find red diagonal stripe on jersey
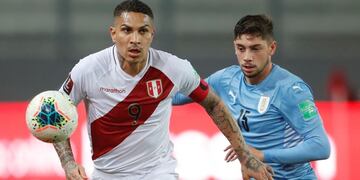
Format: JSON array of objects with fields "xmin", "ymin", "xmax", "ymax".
[{"xmin": 91, "ymin": 67, "xmax": 174, "ymax": 160}]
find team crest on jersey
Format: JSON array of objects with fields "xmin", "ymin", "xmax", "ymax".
[
  {"xmin": 146, "ymin": 79, "xmax": 163, "ymax": 98},
  {"xmin": 257, "ymin": 96, "xmax": 270, "ymax": 114}
]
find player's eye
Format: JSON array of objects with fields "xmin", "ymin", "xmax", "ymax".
[
  {"xmin": 139, "ymin": 28, "xmax": 149, "ymax": 34},
  {"xmin": 251, "ymin": 45, "xmax": 263, "ymax": 51},
  {"xmin": 121, "ymin": 27, "xmax": 131, "ymax": 33},
  {"xmin": 238, "ymin": 47, "xmax": 245, "ymax": 52}
]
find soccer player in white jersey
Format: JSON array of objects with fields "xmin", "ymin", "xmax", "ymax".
[
  {"xmin": 173, "ymin": 15, "xmax": 331, "ymax": 179},
  {"xmin": 52, "ymin": 1, "xmax": 274, "ymax": 180}
]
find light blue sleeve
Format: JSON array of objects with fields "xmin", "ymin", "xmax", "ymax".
[
  {"xmin": 172, "ymin": 91, "xmax": 193, "ymax": 105},
  {"xmin": 263, "ymin": 82, "xmax": 330, "ymax": 164},
  {"xmin": 172, "ymin": 68, "xmax": 225, "ymax": 105}
]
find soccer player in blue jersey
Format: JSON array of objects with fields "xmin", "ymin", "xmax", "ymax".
[{"xmin": 173, "ymin": 14, "xmax": 330, "ymax": 179}]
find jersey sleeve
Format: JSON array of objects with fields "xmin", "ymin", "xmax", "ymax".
[
  {"xmin": 172, "ymin": 67, "xmax": 226, "ymax": 105},
  {"xmin": 205, "ymin": 68, "xmax": 227, "ymax": 96},
  {"xmin": 59, "ymin": 61, "xmax": 86, "ymax": 105},
  {"xmin": 263, "ymin": 82, "xmax": 330, "ymax": 164},
  {"xmin": 174, "ymin": 59, "xmax": 209, "ymax": 103}
]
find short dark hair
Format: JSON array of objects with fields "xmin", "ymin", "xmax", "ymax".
[
  {"xmin": 234, "ymin": 14, "xmax": 273, "ymax": 41},
  {"xmin": 113, "ymin": 0, "xmax": 154, "ymax": 19}
]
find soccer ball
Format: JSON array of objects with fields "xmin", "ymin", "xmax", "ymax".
[{"xmin": 25, "ymin": 90, "xmax": 78, "ymax": 143}]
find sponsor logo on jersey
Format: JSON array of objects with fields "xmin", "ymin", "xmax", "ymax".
[
  {"xmin": 229, "ymin": 90, "xmax": 236, "ymax": 104},
  {"xmin": 298, "ymin": 100, "xmax": 318, "ymax": 121},
  {"xmin": 99, "ymin": 87, "xmax": 126, "ymax": 94},
  {"xmin": 257, "ymin": 96, "xmax": 270, "ymax": 114},
  {"xmin": 292, "ymin": 85, "xmax": 303, "ymax": 91},
  {"xmin": 146, "ymin": 79, "xmax": 163, "ymax": 98},
  {"xmin": 63, "ymin": 75, "xmax": 73, "ymax": 95}
]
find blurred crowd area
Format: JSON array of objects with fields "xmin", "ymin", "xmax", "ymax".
[{"xmin": 0, "ymin": 0, "xmax": 359, "ymax": 101}]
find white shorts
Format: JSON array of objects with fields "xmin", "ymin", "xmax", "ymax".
[{"xmin": 92, "ymin": 156, "xmax": 178, "ymax": 180}]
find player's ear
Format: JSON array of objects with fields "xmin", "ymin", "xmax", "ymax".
[
  {"xmin": 148, "ymin": 26, "xmax": 155, "ymax": 43},
  {"xmin": 233, "ymin": 40, "xmax": 237, "ymax": 54},
  {"xmin": 110, "ymin": 26, "xmax": 116, "ymax": 43},
  {"xmin": 151, "ymin": 26, "xmax": 156, "ymax": 38},
  {"xmin": 269, "ymin": 40, "xmax": 277, "ymax": 56}
]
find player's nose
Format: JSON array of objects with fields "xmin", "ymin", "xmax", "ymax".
[{"xmin": 130, "ymin": 32, "xmax": 140, "ymax": 44}]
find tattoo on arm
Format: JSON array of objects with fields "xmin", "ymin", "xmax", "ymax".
[
  {"xmin": 245, "ymin": 156, "xmax": 262, "ymax": 171},
  {"xmin": 200, "ymin": 91, "xmax": 238, "ymax": 132},
  {"xmin": 200, "ymin": 90, "xmax": 262, "ymax": 172},
  {"xmin": 237, "ymin": 147, "xmax": 262, "ymax": 171},
  {"xmin": 53, "ymin": 139, "xmax": 75, "ymax": 168}
]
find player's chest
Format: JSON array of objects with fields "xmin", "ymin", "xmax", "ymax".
[
  {"xmin": 227, "ymin": 88, "xmax": 283, "ymax": 132},
  {"xmin": 231, "ymin": 101, "xmax": 283, "ymax": 133},
  {"xmin": 86, "ymin": 69, "xmax": 175, "ymax": 106}
]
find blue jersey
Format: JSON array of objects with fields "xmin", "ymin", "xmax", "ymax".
[{"xmin": 173, "ymin": 64, "xmax": 330, "ymax": 179}]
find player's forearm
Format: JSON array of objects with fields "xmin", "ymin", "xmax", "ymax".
[
  {"xmin": 263, "ymin": 127, "xmax": 330, "ymax": 164},
  {"xmin": 200, "ymin": 91, "xmax": 260, "ymax": 167},
  {"xmin": 264, "ymin": 140, "xmax": 329, "ymax": 164},
  {"xmin": 53, "ymin": 139, "xmax": 76, "ymax": 169}
]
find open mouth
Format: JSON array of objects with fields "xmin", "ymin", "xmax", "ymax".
[
  {"xmin": 242, "ymin": 64, "xmax": 256, "ymax": 73},
  {"xmin": 128, "ymin": 49, "xmax": 141, "ymax": 58}
]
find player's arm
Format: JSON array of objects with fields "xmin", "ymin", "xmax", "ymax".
[
  {"xmin": 173, "ymin": 70, "xmax": 222, "ymax": 106},
  {"xmin": 263, "ymin": 82, "xmax": 330, "ymax": 164},
  {"xmin": 53, "ymin": 139, "xmax": 87, "ymax": 179},
  {"xmin": 225, "ymin": 144, "xmax": 264, "ymax": 162},
  {"xmin": 55, "ymin": 63, "xmax": 88, "ymax": 179},
  {"xmin": 199, "ymin": 89, "xmax": 273, "ymax": 179},
  {"xmin": 263, "ymin": 124, "xmax": 330, "ymax": 164}
]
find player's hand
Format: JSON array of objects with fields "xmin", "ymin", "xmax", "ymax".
[
  {"xmin": 224, "ymin": 145, "xmax": 273, "ymax": 179},
  {"xmin": 63, "ymin": 161, "xmax": 88, "ymax": 180},
  {"xmin": 241, "ymin": 154, "xmax": 274, "ymax": 180},
  {"xmin": 241, "ymin": 165, "xmax": 251, "ymax": 180},
  {"xmin": 224, "ymin": 145, "xmax": 264, "ymax": 162},
  {"xmin": 224, "ymin": 144, "xmax": 238, "ymax": 162},
  {"xmin": 241, "ymin": 164, "xmax": 273, "ymax": 180}
]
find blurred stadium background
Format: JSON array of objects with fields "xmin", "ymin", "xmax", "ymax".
[{"xmin": 0, "ymin": 0, "xmax": 359, "ymax": 179}]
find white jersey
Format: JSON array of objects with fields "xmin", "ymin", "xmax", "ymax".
[{"xmin": 60, "ymin": 45, "xmax": 208, "ymax": 178}]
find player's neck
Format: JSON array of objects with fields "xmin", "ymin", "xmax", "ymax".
[
  {"xmin": 117, "ymin": 50, "xmax": 149, "ymax": 77},
  {"xmin": 120, "ymin": 60, "xmax": 147, "ymax": 77}
]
